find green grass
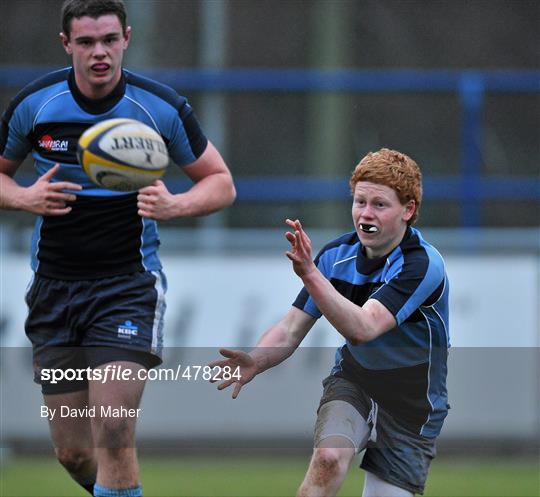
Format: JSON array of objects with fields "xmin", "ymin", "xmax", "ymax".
[{"xmin": 0, "ymin": 455, "xmax": 538, "ymax": 496}]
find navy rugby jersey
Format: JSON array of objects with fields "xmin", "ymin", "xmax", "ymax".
[
  {"xmin": 293, "ymin": 227, "xmax": 449, "ymax": 438},
  {"xmin": 0, "ymin": 68, "xmax": 208, "ymax": 279}
]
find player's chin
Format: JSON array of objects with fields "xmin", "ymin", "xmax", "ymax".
[
  {"xmin": 356, "ymin": 228, "xmax": 378, "ymax": 242},
  {"xmin": 88, "ymin": 68, "xmax": 114, "ymax": 84}
]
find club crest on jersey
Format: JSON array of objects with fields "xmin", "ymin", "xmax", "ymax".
[
  {"xmin": 117, "ymin": 320, "xmax": 138, "ymax": 338},
  {"xmin": 38, "ymin": 134, "xmax": 69, "ymax": 152}
]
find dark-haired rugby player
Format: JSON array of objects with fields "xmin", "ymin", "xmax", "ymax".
[{"xmin": 0, "ymin": 1, "xmax": 235, "ymax": 495}]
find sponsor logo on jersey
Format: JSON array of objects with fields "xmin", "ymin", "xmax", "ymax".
[
  {"xmin": 117, "ymin": 320, "xmax": 138, "ymax": 338},
  {"xmin": 38, "ymin": 134, "xmax": 69, "ymax": 152}
]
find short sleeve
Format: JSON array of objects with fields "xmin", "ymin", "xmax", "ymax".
[
  {"xmin": 0, "ymin": 98, "xmax": 33, "ymax": 160},
  {"xmin": 167, "ymin": 101, "xmax": 208, "ymax": 166},
  {"xmin": 370, "ymin": 246, "xmax": 446, "ymax": 325}
]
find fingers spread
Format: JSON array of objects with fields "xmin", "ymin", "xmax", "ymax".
[
  {"xmin": 207, "ymin": 359, "xmax": 229, "ymax": 370},
  {"xmin": 49, "ymin": 181, "xmax": 82, "ymax": 191},
  {"xmin": 217, "ymin": 378, "xmax": 236, "ymax": 391},
  {"xmin": 285, "ymin": 251, "xmax": 297, "ymax": 262},
  {"xmin": 47, "ymin": 199, "xmax": 67, "ymax": 208},
  {"xmin": 232, "ymin": 382, "xmax": 243, "ymax": 399},
  {"xmin": 40, "ymin": 164, "xmax": 60, "ymax": 181},
  {"xmin": 48, "ymin": 191, "xmax": 77, "ymax": 202},
  {"xmin": 45, "ymin": 206, "xmax": 72, "ymax": 216},
  {"xmin": 294, "ymin": 231, "xmax": 305, "ymax": 253},
  {"xmin": 218, "ymin": 348, "xmax": 238, "ymax": 359},
  {"xmin": 300, "ymin": 227, "xmax": 311, "ymax": 244}
]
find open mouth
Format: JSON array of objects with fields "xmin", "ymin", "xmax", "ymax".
[
  {"xmin": 91, "ymin": 63, "xmax": 110, "ymax": 73},
  {"xmin": 360, "ymin": 224, "xmax": 379, "ymax": 233}
]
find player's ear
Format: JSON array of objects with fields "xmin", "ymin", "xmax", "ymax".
[
  {"xmin": 123, "ymin": 26, "xmax": 132, "ymax": 49},
  {"xmin": 60, "ymin": 32, "xmax": 72, "ymax": 54},
  {"xmin": 402, "ymin": 199, "xmax": 416, "ymax": 222}
]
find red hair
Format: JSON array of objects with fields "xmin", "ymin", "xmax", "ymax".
[{"xmin": 350, "ymin": 148, "xmax": 423, "ymax": 224}]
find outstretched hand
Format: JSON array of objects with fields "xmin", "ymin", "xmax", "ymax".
[
  {"xmin": 285, "ymin": 219, "xmax": 316, "ymax": 277},
  {"xmin": 208, "ymin": 348, "xmax": 258, "ymax": 399},
  {"xmin": 21, "ymin": 164, "xmax": 81, "ymax": 216}
]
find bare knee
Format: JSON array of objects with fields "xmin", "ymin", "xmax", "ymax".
[
  {"xmin": 55, "ymin": 447, "xmax": 94, "ymax": 475},
  {"xmin": 94, "ymin": 416, "xmax": 135, "ymax": 450},
  {"xmin": 310, "ymin": 447, "xmax": 351, "ymax": 484}
]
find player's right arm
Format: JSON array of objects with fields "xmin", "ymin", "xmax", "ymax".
[
  {"xmin": 0, "ymin": 77, "xmax": 82, "ymax": 216},
  {"xmin": 0, "ymin": 158, "xmax": 81, "ymax": 215},
  {"xmin": 210, "ymin": 307, "xmax": 316, "ymax": 398}
]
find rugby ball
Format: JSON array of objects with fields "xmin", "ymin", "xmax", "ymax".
[{"xmin": 77, "ymin": 118, "xmax": 169, "ymax": 192}]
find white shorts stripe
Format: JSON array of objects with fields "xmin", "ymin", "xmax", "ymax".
[{"xmin": 150, "ymin": 270, "xmax": 167, "ymax": 355}]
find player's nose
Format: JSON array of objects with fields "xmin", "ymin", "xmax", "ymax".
[
  {"xmin": 358, "ymin": 205, "xmax": 375, "ymax": 219},
  {"xmin": 92, "ymin": 42, "xmax": 107, "ymax": 57}
]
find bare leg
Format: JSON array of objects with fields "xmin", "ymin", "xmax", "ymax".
[
  {"xmin": 44, "ymin": 390, "xmax": 97, "ymax": 489},
  {"xmin": 296, "ymin": 400, "xmax": 371, "ymax": 497},
  {"xmin": 296, "ymin": 437, "xmax": 356, "ymax": 497},
  {"xmin": 89, "ymin": 361, "xmax": 146, "ymax": 489}
]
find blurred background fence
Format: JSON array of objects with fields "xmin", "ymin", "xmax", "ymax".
[
  {"xmin": 1, "ymin": 0, "xmax": 539, "ymax": 455},
  {"xmin": 1, "ymin": 0, "xmax": 539, "ymax": 239}
]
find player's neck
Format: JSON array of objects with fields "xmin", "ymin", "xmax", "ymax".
[
  {"xmin": 74, "ymin": 71, "xmax": 122, "ymax": 100},
  {"xmin": 364, "ymin": 226, "xmax": 409, "ymax": 259}
]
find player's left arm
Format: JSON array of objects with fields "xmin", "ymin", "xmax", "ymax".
[
  {"xmin": 137, "ymin": 140, "xmax": 235, "ymax": 220},
  {"xmin": 285, "ymin": 218, "xmax": 396, "ymax": 344}
]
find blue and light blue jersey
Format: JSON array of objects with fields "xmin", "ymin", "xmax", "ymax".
[
  {"xmin": 0, "ymin": 68, "xmax": 208, "ymax": 279},
  {"xmin": 293, "ymin": 227, "xmax": 450, "ymax": 437}
]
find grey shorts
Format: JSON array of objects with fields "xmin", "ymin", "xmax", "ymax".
[{"xmin": 315, "ymin": 375, "xmax": 437, "ymax": 495}]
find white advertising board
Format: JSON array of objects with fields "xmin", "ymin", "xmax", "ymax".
[{"xmin": 1, "ymin": 254, "xmax": 538, "ymax": 440}]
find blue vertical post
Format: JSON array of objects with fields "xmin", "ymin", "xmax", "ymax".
[{"xmin": 459, "ymin": 74, "xmax": 484, "ymax": 227}]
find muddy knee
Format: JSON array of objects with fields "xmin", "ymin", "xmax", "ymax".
[
  {"xmin": 310, "ymin": 447, "xmax": 351, "ymax": 485},
  {"xmin": 55, "ymin": 447, "xmax": 94, "ymax": 475},
  {"xmin": 94, "ymin": 416, "xmax": 135, "ymax": 449}
]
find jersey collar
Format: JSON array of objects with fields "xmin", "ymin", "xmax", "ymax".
[
  {"xmin": 68, "ymin": 68, "xmax": 126, "ymax": 115},
  {"xmin": 355, "ymin": 226, "xmax": 412, "ymax": 274}
]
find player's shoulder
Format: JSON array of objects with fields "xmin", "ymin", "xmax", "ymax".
[
  {"xmin": 4, "ymin": 68, "xmax": 70, "ymax": 114},
  {"xmin": 123, "ymin": 69, "xmax": 188, "ymax": 111},
  {"xmin": 402, "ymin": 227, "xmax": 446, "ymax": 276},
  {"xmin": 2, "ymin": 68, "xmax": 70, "ymax": 139},
  {"xmin": 317, "ymin": 230, "xmax": 359, "ymax": 262},
  {"xmin": 322, "ymin": 230, "xmax": 359, "ymax": 251}
]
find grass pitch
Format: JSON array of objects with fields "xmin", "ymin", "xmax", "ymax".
[{"xmin": 0, "ymin": 455, "xmax": 538, "ymax": 496}]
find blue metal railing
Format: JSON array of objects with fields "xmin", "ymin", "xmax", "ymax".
[
  {"xmin": 1, "ymin": 66, "xmax": 538, "ymax": 92},
  {"xmin": 1, "ymin": 66, "xmax": 539, "ymax": 226}
]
